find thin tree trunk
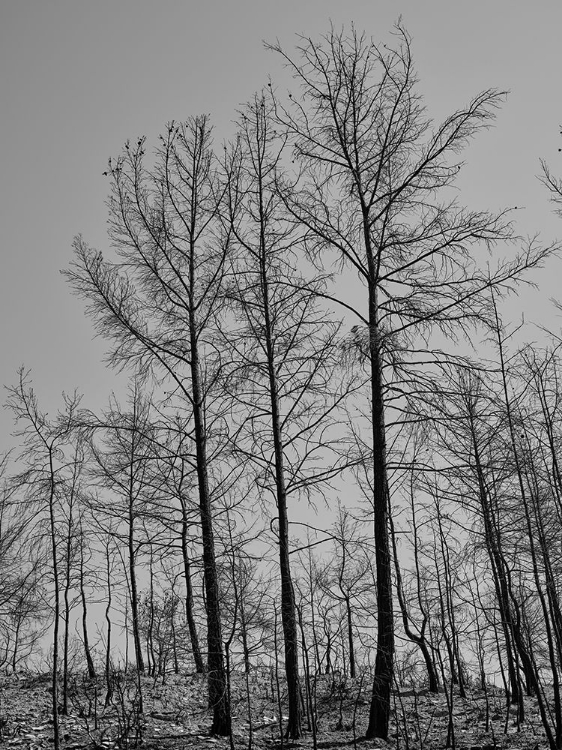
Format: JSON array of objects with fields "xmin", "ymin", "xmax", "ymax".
[
  {"xmin": 11, "ymin": 618, "xmax": 21, "ymax": 673},
  {"xmin": 467, "ymin": 406, "xmax": 522, "ymax": 709},
  {"xmin": 391, "ymin": 510, "xmax": 439, "ymax": 693},
  {"xmin": 345, "ymin": 597, "xmax": 356, "ymax": 680},
  {"xmin": 262, "ymin": 268, "xmax": 302, "ymax": 739},
  {"xmin": 104, "ymin": 541, "xmax": 113, "ymax": 707},
  {"xmin": 79, "ymin": 534, "xmax": 96, "ymax": 679},
  {"xmin": 147, "ymin": 550, "xmax": 156, "ymax": 677},
  {"xmin": 48, "ymin": 448, "xmax": 61, "ymax": 750},
  {"xmin": 239, "ymin": 601, "xmax": 251, "ymax": 675},
  {"xmin": 190, "ymin": 297, "xmax": 231, "ymax": 736},
  {"xmin": 128, "ymin": 475, "xmax": 144, "ymax": 677},
  {"xmin": 180, "ymin": 506, "xmax": 204, "ymax": 673},
  {"xmin": 62, "ymin": 557, "xmax": 71, "ymax": 714}
]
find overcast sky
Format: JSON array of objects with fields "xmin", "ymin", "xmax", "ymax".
[{"xmin": 1, "ymin": 1, "xmax": 562, "ymax": 447}]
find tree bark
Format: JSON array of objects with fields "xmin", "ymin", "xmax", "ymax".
[
  {"xmin": 262, "ymin": 255, "xmax": 302, "ymax": 740},
  {"xmin": 79, "ymin": 534, "xmax": 96, "ymax": 679},
  {"xmin": 190, "ymin": 297, "xmax": 231, "ymax": 736},
  {"xmin": 180, "ymin": 503, "xmax": 205, "ymax": 673},
  {"xmin": 365, "ymin": 287, "xmax": 394, "ymax": 741},
  {"xmin": 48, "ymin": 447, "xmax": 61, "ymax": 750}
]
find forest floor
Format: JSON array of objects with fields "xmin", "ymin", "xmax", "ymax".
[{"xmin": 0, "ymin": 670, "xmax": 552, "ymax": 750}]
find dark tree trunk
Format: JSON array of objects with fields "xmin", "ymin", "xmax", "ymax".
[
  {"xmin": 263, "ymin": 278, "xmax": 302, "ymax": 739},
  {"xmin": 239, "ymin": 604, "xmax": 251, "ymax": 675},
  {"xmin": 473, "ymin": 450, "xmax": 521, "ymax": 703},
  {"xmin": 128, "ymin": 487, "xmax": 144, "ymax": 677},
  {"xmin": 79, "ymin": 538, "xmax": 96, "ymax": 679},
  {"xmin": 365, "ymin": 288, "xmax": 394, "ymax": 741},
  {"xmin": 278, "ymin": 489, "xmax": 302, "ymax": 739},
  {"xmin": 48, "ymin": 449, "xmax": 61, "ymax": 750},
  {"xmin": 180, "ymin": 510, "xmax": 205, "ymax": 673},
  {"xmin": 345, "ymin": 597, "xmax": 356, "ymax": 680},
  {"xmin": 104, "ymin": 542, "xmax": 113, "ymax": 707},
  {"xmin": 190, "ymin": 307, "xmax": 231, "ymax": 737},
  {"xmin": 147, "ymin": 553, "xmax": 156, "ymax": 677},
  {"xmin": 62, "ymin": 565, "xmax": 71, "ymax": 714}
]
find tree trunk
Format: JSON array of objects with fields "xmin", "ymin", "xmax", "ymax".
[
  {"xmin": 366, "ymin": 287, "xmax": 394, "ymax": 741},
  {"xmin": 469, "ymin": 418, "xmax": 522, "ymax": 708},
  {"xmin": 48, "ymin": 448, "xmax": 61, "ymax": 750},
  {"xmin": 180, "ymin": 509, "xmax": 205, "ymax": 673},
  {"xmin": 128, "ymin": 481, "xmax": 144, "ymax": 677},
  {"xmin": 263, "ymin": 279, "xmax": 302, "ymax": 739},
  {"xmin": 79, "ymin": 534, "xmax": 96, "ymax": 679},
  {"xmin": 190, "ymin": 306, "xmax": 231, "ymax": 736},
  {"xmin": 104, "ymin": 541, "xmax": 113, "ymax": 707},
  {"xmin": 62, "ymin": 558, "xmax": 71, "ymax": 714},
  {"xmin": 345, "ymin": 597, "xmax": 356, "ymax": 680}
]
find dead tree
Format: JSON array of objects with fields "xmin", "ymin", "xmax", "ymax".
[
  {"xmin": 268, "ymin": 23, "xmax": 555, "ymax": 739},
  {"xmin": 65, "ymin": 118, "xmax": 232, "ymax": 735}
]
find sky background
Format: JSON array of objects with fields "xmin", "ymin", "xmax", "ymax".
[{"xmin": 1, "ymin": 1, "xmax": 562, "ymax": 448}]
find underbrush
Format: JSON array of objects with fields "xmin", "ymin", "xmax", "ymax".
[{"xmin": 0, "ymin": 669, "xmax": 552, "ymax": 749}]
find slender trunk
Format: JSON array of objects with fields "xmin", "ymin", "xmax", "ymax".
[
  {"xmin": 48, "ymin": 448, "xmax": 61, "ymax": 750},
  {"xmin": 239, "ymin": 601, "xmax": 251, "ymax": 674},
  {"xmin": 468, "ymin": 410, "xmax": 522, "ymax": 708},
  {"xmin": 435, "ymin": 497, "xmax": 465, "ymax": 697},
  {"xmin": 407, "ymin": 483, "xmax": 440, "ymax": 693},
  {"xmin": 170, "ymin": 597, "xmax": 179, "ymax": 674},
  {"xmin": 276, "ymin": 462, "xmax": 301, "ymax": 739},
  {"xmin": 262, "ymin": 263, "xmax": 302, "ymax": 739},
  {"xmin": 366, "ymin": 284, "xmax": 394, "ymax": 741},
  {"xmin": 524, "ymin": 452, "xmax": 562, "ymax": 741},
  {"xmin": 324, "ymin": 628, "xmax": 332, "ymax": 675},
  {"xmin": 62, "ymin": 563, "xmax": 71, "ymax": 714},
  {"xmin": 297, "ymin": 604, "xmax": 316, "ymax": 738},
  {"xmin": 104, "ymin": 542, "xmax": 113, "ymax": 707},
  {"xmin": 180, "ymin": 504, "xmax": 204, "ymax": 673},
  {"xmin": 62, "ymin": 501, "xmax": 74, "ymax": 715},
  {"xmin": 124, "ymin": 598, "xmax": 129, "ymax": 669},
  {"xmin": 147, "ymin": 551, "xmax": 156, "ymax": 677},
  {"xmin": 128, "ymin": 485, "xmax": 144, "ymax": 676},
  {"xmin": 11, "ymin": 618, "xmax": 21, "ymax": 673},
  {"xmin": 189, "ymin": 292, "xmax": 231, "ymax": 736},
  {"xmin": 79, "ymin": 539, "xmax": 96, "ymax": 679},
  {"xmin": 391, "ymin": 511, "xmax": 439, "ymax": 693},
  {"xmin": 307, "ymin": 561, "xmax": 322, "ymax": 675},
  {"xmin": 432, "ymin": 513, "xmax": 458, "ymax": 690},
  {"xmin": 336, "ymin": 537, "xmax": 356, "ymax": 680},
  {"xmin": 345, "ymin": 597, "xmax": 356, "ymax": 680}
]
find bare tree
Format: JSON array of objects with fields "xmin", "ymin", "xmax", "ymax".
[
  {"xmin": 221, "ymin": 95, "xmax": 351, "ymax": 738},
  {"xmin": 59, "ymin": 435, "xmax": 88, "ymax": 713},
  {"xmin": 267, "ymin": 24, "xmax": 556, "ymax": 739},
  {"xmin": 5, "ymin": 369, "xmax": 80, "ymax": 750},
  {"xmin": 390, "ymin": 458, "xmax": 440, "ymax": 694},
  {"xmin": 65, "ymin": 117, "xmax": 232, "ymax": 734},
  {"xmin": 314, "ymin": 508, "xmax": 374, "ymax": 680},
  {"xmin": 76, "ymin": 517, "xmax": 97, "ymax": 680},
  {"xmin": 144, "ymin": 416, "xmax": 205, "ymax": 673},
  {"xmin": 0, "ymin": 453, "xmax": 48, "ymax": 672},
  {"xmin": 86, "ymin": 383, "xmax": 160, "ymax": 690}
]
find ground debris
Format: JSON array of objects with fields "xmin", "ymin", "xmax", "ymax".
[{"xmin": 0, "ymin": 672, "xmax": 553, "ymax": 750}]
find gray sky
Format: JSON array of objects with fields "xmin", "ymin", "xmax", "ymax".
[{"xmin": 1, "ymin": 1, "xmax": 561, "ymax": 447}]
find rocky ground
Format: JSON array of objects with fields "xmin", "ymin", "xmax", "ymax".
[{"xmin": 0, "ymin": 670, "xmax": 551, "ymax": 749}]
